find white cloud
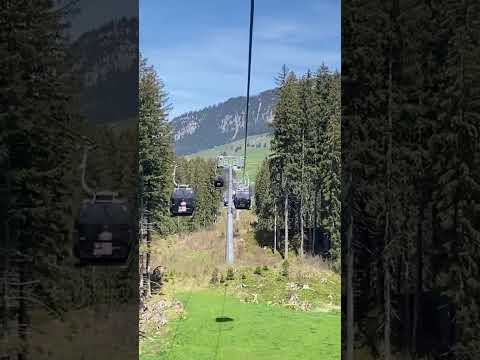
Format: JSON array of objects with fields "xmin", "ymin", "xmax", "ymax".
[{"xmin": 143, "ymin": 17, "xmax": 340, "ymax": 117}]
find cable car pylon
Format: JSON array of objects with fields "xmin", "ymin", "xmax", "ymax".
[
  {"xmin": 217, "ymin": 155, "xmax": 244, "ymax": 265},
  {"xmin": 210, "ymin": 0, "xmax": 254, "ymax": 266}
]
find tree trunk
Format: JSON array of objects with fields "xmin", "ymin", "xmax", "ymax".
[
  {"xmin": 383, "ymin": 28, "xmax": 394, "ymax": 358},
  {"xmin": 313, "ymin": 189, "xmax": 318, "ymax": 255},
  {"xmin": 284, "ymin": 194, "xmax": 289, "ymax": 260},
  {"xmin": 18, "ymin": 261, "xmax": 29, "ymax": 360},
  {"xmin": 273, "ymin": 203, "xmax": 277, "ymax": 254},
  {"xmin": 2, "ymin": 215, "xmax": 10, "ymax": 342},
  {"xmin": 346, "ymin": 175, "xmax": 354, "ymax": 360},
  {"xmin": 299, "ymin": 196, "xmax": 304, "ymax": 257},
  {"xmin": 412, "ymin": 200, "xmax": 424, "ymax": 355},
  {"xmin": 145, "ymin": 212, "xmax": 152, "ymax": 298},
  {"xmin": 403, "ymin": 251, "xmax": 411, "ymax": 359},
  {"xmin": 299, "ymin": 129, "xmax": 305, "ymax": 258},
  {"xmin": 384, "ymin": 255, "xmax": 391, "ymax": 360},
  {"xmin": 139, "ymin": 253, "xmax": 144, "ymax": 293}
]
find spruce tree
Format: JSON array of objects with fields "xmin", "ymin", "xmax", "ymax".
[
  {"xmin": 139, "ymin": 55, "xmax": 174, "ymax": 234},
  {"xmin": 270, "ymin": 71, "xmax": 301, "ymax": 259}
]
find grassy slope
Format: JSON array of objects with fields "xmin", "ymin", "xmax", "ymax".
[
  {"xmin": 141, "ymin": 290, "xmax": 340, "ymax": 360},
  {"xmin": 140, "ymin": 212, "xmax": 341, "ymax": 360},
  {"xmin": 185, "ymin": 134, "xmax": 271, "ymax": 183}
]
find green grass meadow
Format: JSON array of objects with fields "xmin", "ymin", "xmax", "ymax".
[
  {"xmin": 185, "ymin": 134, "xmax": 271, "ymax": 183},
  {"xmin": 140, "ymin": 290, "xmax": 340, "ymax": 360}
]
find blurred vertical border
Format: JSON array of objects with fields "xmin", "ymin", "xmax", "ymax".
[
  {"xmin": 0, "ymin": 0, "xmax": 139, "ymax": 359},
  {"xmin": 342, "ymin": 1, "xmax": 480, "ymax": 359}
]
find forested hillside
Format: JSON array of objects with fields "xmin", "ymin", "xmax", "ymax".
[
  {"xmin": 171, "ymin": 89, "xmax": 277, "ymax": 155},
  {"xmin": 186, "ymin": 134, "xmax": 271, "ymax": 183},
  {"xmin": 255, "ymin": 65, "xmax": 341, "ymax": 266}
]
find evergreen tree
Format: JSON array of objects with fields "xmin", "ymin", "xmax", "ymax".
[
  {"xmin": 0, "ymin": 0, "xmax": 79, "ymax": 355},
  {"xmin": 255, "ymin": 65, "xmax": 341, "ymax": 261},
  {"xmin": 270, "ymin": 71, "xmax": 301, "ymax": 259},
  {"xmin": 139, "ymin": 54, "xmax": 175, "ymax": 234}
]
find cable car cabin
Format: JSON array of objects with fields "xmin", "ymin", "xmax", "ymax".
[
  {"xmin": 170, "ymin": 186, "xmax": 196, "ymax": 216},
  {"xmin": 213, "ymin": 175, "xmax": 224, "ymax": 188},
  {"xmin": 233, "ymin": 189, "xmax": 251, "ymax": 210},
  {"xmin": 73, "ymin": 195, "xmax": 133, "ymax": 265}
]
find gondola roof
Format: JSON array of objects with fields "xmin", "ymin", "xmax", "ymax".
[{"xmin": 79, "ymin": 202, "xmax": 131, "ymax": 224}]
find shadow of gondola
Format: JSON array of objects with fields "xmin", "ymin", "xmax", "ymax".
[{"xmin": 215, "ymin": 317, "xmax": 234, "ymax": 323}]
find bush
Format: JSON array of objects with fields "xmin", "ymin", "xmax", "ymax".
[
  {"xmin": 210, "ymin": 268, "xmax": 219, "ymax": 284},
  {"xmin": 262, "ymin": 265, "xmax": 269, "ymax": 271},
  {"xmin": 219, "ymin": 274, "xmax": 225, "ymax": 284},
  {"xmin": 281, "ymin": 260, "xmax": 289, "ymax": 278},
  {"xmin": 241, "ymin": 273, "xmax": 247, "ymax": 280},
  {"xmin": 226, "ymin": 267, "xmax": 235, "ymax": 281},
  {"xmin": 254, "ymin": 266, "xmax": 262, "ymax": 275},
  {"xmin": 330, "ymin": 258, "xmax": 341, "ymax": 274}
]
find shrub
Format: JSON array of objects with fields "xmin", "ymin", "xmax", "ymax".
[
  {"xmin": 331, "ymin": 258, "xmax": 341, "ymax": 274},
  {"xmin": 254, "ymin": 266, "xmax": 262, "ymax": 275},
  {"xmin": 226, "ymin": 267, "xmax": 235, "ymax": 281},
  {"xmin": 210, "ymin": 268, "xmax": 219, "ymax": 284},
  {"xmin": 262, "ymin": 265, "xmax": 269, "ymax": 271},
  {"xmin": 281, "ymin": 260, "xmax": 289, "ymax": 278}
]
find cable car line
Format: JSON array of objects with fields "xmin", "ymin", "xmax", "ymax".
[{"xmin": 242, "ymin": 0, "xmax": 255, "ymax": 181}]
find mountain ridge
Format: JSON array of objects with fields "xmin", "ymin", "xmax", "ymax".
[{"xmin": 171, "ymin": 89, "xmax": 277, "ymax": 155}]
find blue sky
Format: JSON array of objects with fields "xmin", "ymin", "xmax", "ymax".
[{"xmin": 140, "ymin": 0, "xmax": 340, "ymax": 118}]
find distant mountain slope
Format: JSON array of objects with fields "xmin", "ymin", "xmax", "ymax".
[
  {"xmin": 186, "ymin": 134, "xmax": 271, "ymax": 183},
  {"xmin": 69, "ymin": 17, "xmax": 138, "ymax": 124},
  {"xmin": 172, "ymin": 89, "xmax": 277, "ymax": 155}
]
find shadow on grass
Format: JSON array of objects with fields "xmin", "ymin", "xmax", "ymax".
[{"xmin": 215, "ymin": 317, "xmax": 234, "ymax": 323}]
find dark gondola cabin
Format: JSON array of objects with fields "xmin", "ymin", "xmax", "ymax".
[
  {"xmin": 233, "ymin": 189, "xmax": 251, "ymax": 210},
  {"xmin": 73, "ymin": 194, "xmax": 133, "ymax": 265},
  {"xmin": 213, "ymin": 175, "xmax": 224, "ymax": 188},
  {"xmin": 170, "ymin": 186, "xmax": 196, "ymax": 216}
]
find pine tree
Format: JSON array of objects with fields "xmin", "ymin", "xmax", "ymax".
[
  {"xmin": 0, "ymin": 1, "xmax": 79, "ymax": 356},
  {"xmin": 270, "ymin": 71, "xmax": 301, "ymax": 259},
  {"xmin": 139, "ymin": 54, "xmax": 174, "ymax": 234}
]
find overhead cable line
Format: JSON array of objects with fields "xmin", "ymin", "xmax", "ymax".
[{"xmin": 242, "ymin": 0, "xmax": 254, "ymax": 180}]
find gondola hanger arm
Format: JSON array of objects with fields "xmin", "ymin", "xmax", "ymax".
[
  {"xmin": 80, "ymin": 143, "xmax": 95, "ymax": 196},
  {"xmin": 172, "ymin": 163, "xmax": 179, "ymax": 187}
]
